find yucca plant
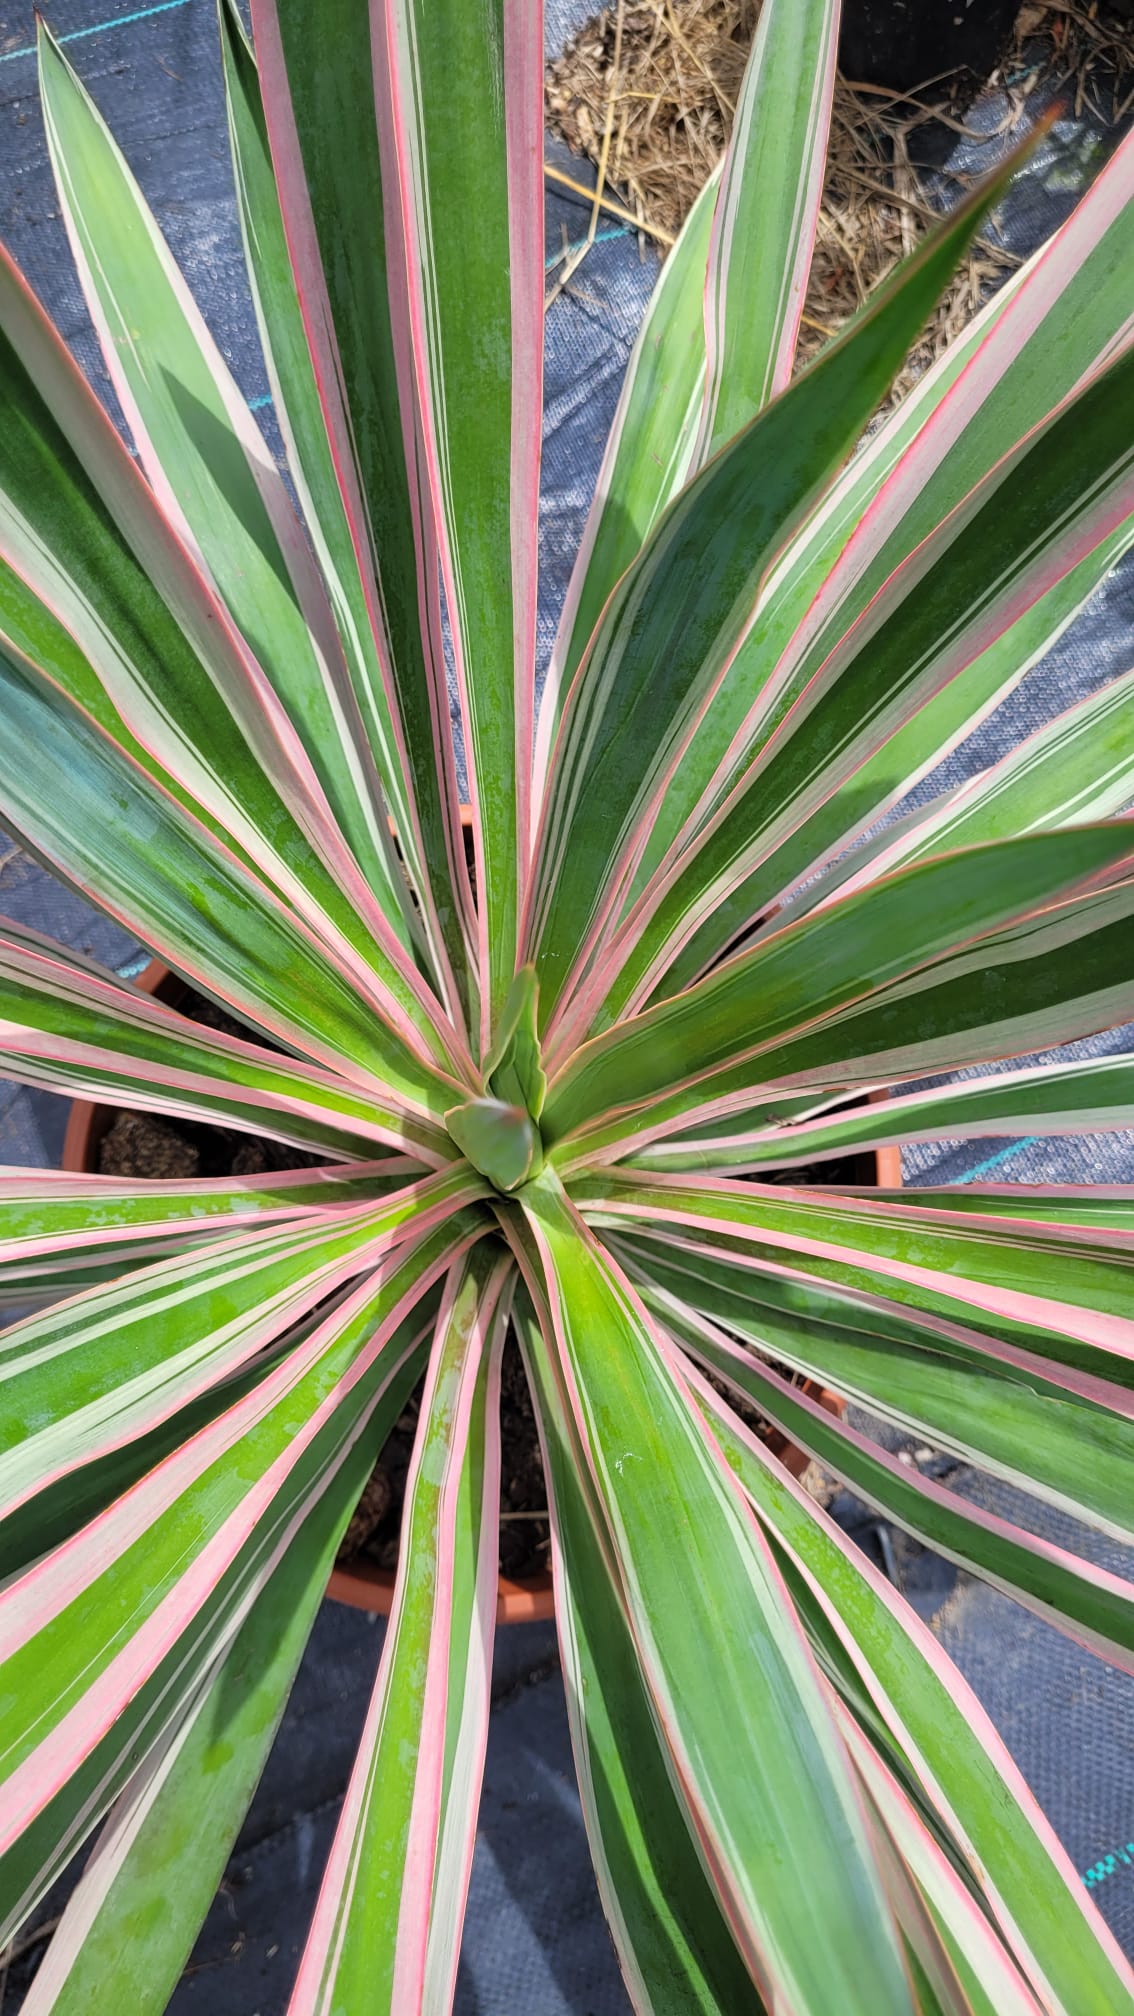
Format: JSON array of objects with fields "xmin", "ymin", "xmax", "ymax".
[{"xmin": 2, "ymin": 0, "xmax": 1134, "ymax": 2006}]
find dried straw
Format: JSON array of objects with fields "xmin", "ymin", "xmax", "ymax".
[
  {"xmin": 1012, "ymin": 3, "xmax": 1134, "ymax": 125},
  {"xmin": 546, "ymin": 2, "xmax": 1133, "ymax": 394}
]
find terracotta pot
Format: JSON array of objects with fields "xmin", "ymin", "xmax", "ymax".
[{"xmin": 62, "ymin": 959, "xmax": 898, "ymax": 1625}]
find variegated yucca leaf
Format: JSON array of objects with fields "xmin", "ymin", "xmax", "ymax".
[{"xmin": 1, "ymin": 0, "xmax": 1133, "ymax": 2007}]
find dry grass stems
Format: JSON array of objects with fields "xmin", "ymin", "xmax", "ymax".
[
  {"xmin": 545, "ymin": 2, "xmax": 1134, "ymax": 394},
  {"xmin": 1013, "ymin": 3, "xmax": 1134, "ymax": 125}
]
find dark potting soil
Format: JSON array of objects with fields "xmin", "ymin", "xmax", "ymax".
[
  {"xmin": 342, "ymin": 1335, "xmax": 553, "ymax": 1585},
  {"xmin": 765, "ymin": 1149, "xmax": 876, "ymax": 1188},
  {"xmin": 95, "ymin": 981, "xmax": 872, "ymax": 1585},
  {"xmin": 97, "ymin": 985, "xmax": 322, "ymax": 1181}
]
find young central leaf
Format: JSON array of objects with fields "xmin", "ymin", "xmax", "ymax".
[
  {"xmin": 447, "ymin": 966, "xmax": 548, "ymax": 1190},
  {"xmin": 483, "ymin": 964, "xmax": 546, "ymax": 1118},
  {"xmin": 445, "ymin": 1097, "xmax": 543, "ymax": 1193}
]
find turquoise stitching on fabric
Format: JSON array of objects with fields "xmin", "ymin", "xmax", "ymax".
[
  {"xmin": 1082, "ymin": 1841, "xmax": 1134, "ymax": 1888},
  {"xmin": 0, "ymin": 0, "xmax": 193, "ymax": 64},
  {"xmin": 955, "ymin": 1135, "xmax": 1041, "ymax": 1184},
  {"xmin": 114, "ymin": 950, "xmax": 152, "ymax": 981},
  {"xmin": 544, "ymin": 225, "xmax": 630, "ymax": 273}
]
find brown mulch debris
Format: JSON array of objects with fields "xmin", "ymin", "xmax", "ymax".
[{"xmin": 547, "ymin": 2, "xmax": 1134, "ymax": 397}]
